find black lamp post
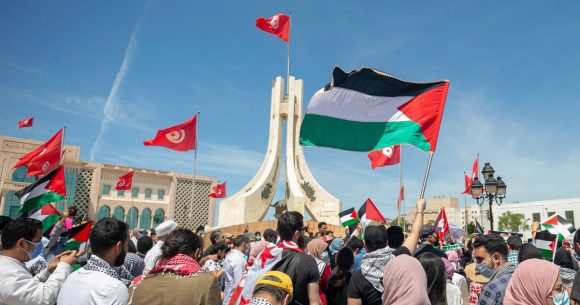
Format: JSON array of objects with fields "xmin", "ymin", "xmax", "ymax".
[{"xmin": 470, "ymin": 162, "xmax": 507, "ymax": 232}]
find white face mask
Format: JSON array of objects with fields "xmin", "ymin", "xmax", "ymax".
[{"xmin": 22, "ymin": 240, "xmax": 43, "ymax": 261}]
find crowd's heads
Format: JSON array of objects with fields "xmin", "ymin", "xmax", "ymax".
[
  {"xmin": 574, "ymin": 229, "xmax": 580, "ymax": 253},
  {"xmin": 506, "ymin": 235, "xmax": 523, "ymax": 251},
  {"xmin": 318, "ymin": 222, "xmax": 327, "ymax": 235},
  {"xmin": 517, "ymin": 243, "xmax": 543, "ymax": 263},
  {"xmin": 386, "ymin": 226, "xmax": 404, "ymax": 248},
  {"xmin": 336, "ymin": 247, "xmax": 354, "ymax": 270},
  {"xmin": 277, "ymin": 211, "xmax": 306, "ymax": 247},
  {"xmin": 364, "ymin": 225, "xmax": 388, "ymax": 252},
  {"xmin": 504, "ymin": 259, "xmax": 562, "ymax": 305},
  {"xmin": 263, "ymin": 228, "xmax": 278, "ymax": 243},
  {"xmin": 137, "ymin": 236, "xmax": 154, "ymax": 255},
  {"xmin": 195, "ymin": 225, "xmax": 205, "ymax": 235},
  {"xmin": 0, "ymin": 215, "xmax": 13, "ymax": 250},
  {"xmin": 418, "ymin": 253, "xmax": 447, "ymax": 305},
  {"xmin": 209, "ymin": 231, "xmax": 223, "ymax": 244},
  {"xmin": 90, "ymin": 218, "xmax": 129, "ymax": 267},
  {"xmin": 255, "ymin": 231, "xmax": 262, "ymax": 241},
  {"xmin": 155, "ymin": 220, "xmax": 178, "ymax": 239},
  {"xmin": 66, "ymin": 206, "xmax": 78, "ymax": 217},
  {"xmin": 420, "ymin": 224, "xmax": 439, "ymax": 245},
  {"xmin": 554, "ymin": 248, "xmax": 575, "ymax": 270},
  {"xmin": 346, "ymin": 238, "xmax": 364, "ymax": 254},
  {"xmin": 383, "ymin": 254, "xmax": 431, "ymax": 304},
  {"xmin": 160, "ymin": 228, "xmax": 202, "ymax": 261},
  {"xmin": 253, "ymin": 271, "xmax": 293, "ymax": 305},
  {"xmin": 233, "ymin": 235, "xmax": 249, "ymax": 251},
  {"xmin": 472, "ymin": 234, "xmax": 508, "ymax": 266},
  {"xmin": 0, "ymin": 218, "xmax": 42, "ymax": 262},
  {"xmin": 306, "ymin": 238, "xmax": 328, "ymax": 260}
]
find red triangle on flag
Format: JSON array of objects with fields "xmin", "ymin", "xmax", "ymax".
[
  {"xmin": 543, "ymin": 215, "xmax": 559, "ymax": 226},
  {"xmin": 40, "ymin": 203, "xmax": 61, "ymax": 216},
  {"xmin": 364, "ymin": 198, "xmax": 386, "ymax": 223},
  {"xmin": 350, "ymin": 210, "xmax": 358, "ymax": 219},
  {"xmin": 46, "ymin": 166, "xmax": 67, "ymax": 197}
]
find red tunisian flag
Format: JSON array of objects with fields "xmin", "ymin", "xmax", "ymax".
[
  {"xmin": 461, "ymin": 172, "xmax": 472, "ymax": 195},
  {"xmin": 435, "ymin": 207, "xmax": 450, "ymax": 241},
  {"xmin": 115, "ymin": 171, "xmax": 134, "ymax": 191},
  {"xmin": 209, "ymin": 181, "xmax": 226, "ymax": 198},
  {"xmin": 396, "ymin": 184, "xmax": 405, "ymax": 212},
  {"xmin": 18, "ymin": 117, "xmax": 34, "ymax": 128},
  {"xmin": 472, "ymin": 155, "xmax": 479, "ymax": 179},
  {"xmin": 13, "ymin": 128, "xmax": 63, "ymax": 176},
  {"xmin": 144, "ymin": 115, "xmax": 197, "ymax": 151},
  {"xmin": 256, "ymin": 14, "xmax": 290, "ymax": 42},
  {"xmin": 367, "ymin": 145, "xmax": 400, "ymax": 169}
]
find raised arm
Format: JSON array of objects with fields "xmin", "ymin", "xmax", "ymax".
[{"xmin": 401, "ymin": 198, "xmax": 426, "ymax": 255}]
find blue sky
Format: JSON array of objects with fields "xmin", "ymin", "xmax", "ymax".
[{"xmin": 2, "ymin": 2, "xmax": 580, "ymax": 221}]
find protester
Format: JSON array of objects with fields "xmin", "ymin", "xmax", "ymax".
[
  {"xmin": 386, "ymin": 226, "xmax": 404, "ymax": 249},
  {"xmin": 504, "ymin": 258, "xmax": 565, "ymax": 305},
  {"xmin": 195, "ymin": 225, "xmax": 205, "ymax": 236},
  {"xmin": 465, "ymin": 262, "xmax": 488, "ymax": 305},
  {"xmin": 472, "ymin": 234, "xmax": 516, "ymax": 305},
  {"xmin": 250, "ymin": 271, "xmax": 293, "ymax": 305},
  {"xmin": 346, "ymin": 238, "xmax": 364, "ymax": 273},
  {"xmin": 136, "ymin": 235, "xmax": 153, "ymax": 259},
  {"xmin": 441, "ymin": 257, "xmax": 464, "ymax": 305},
  {"xmin": 255, "ymin": 231, "xmax": 262, "ymax": 241},
  {"xmin": 143, "ymin": 220, "xmax": 178, "ymax": 273},
  {"xmin": 328, "ymin": 238, "xmax": 345, "ymax": 268},
  {"xmin": 318, "ymin": 222, "xmax": 328, "ymax": 237},
  {"xmin": 0, "ymin": 218, "xmax": 77, "ymax": 305},
  {"xmin": 25, "ymin": 237, "xmax": 50, "ymax": 276},
  {"xmin": 203, "ymin": 242, "xmax": 227, "ymax": 278},
  {"xmin": 418, "ymin": 253, "xmax": 448, "ymax": 305},
  {"xmin": 573, "ymin": 230, "xmax": 580, "ymax": 266},
  {"xmin": 57, "ymin": 218, "xmax": 129, "ymax": 305},
  {"xmin": 445, "ymin": 252, "xmax": 469, "ymax": 305},
  {"xmin": 518, "ymin": 243, "xmax": 543, "ymax": 263},
  {"xmin": 116, "ymin": 251, "xmax": 145, "ymax": 285},
  {"xmin": 0, "ymin": 215, "xmax": 12, "ymax": 249},
  {"xmin": 414, "ymin": 224, "xmax": 447, "ymax": 259},
  {"xmin": 264, "ymin": 228, "xmax": 279, "ymax": 244},
  {"xmin": 223, "ymin": 235, "xmax": 249, "ymax": 305},
  {"xmin": 249, "ymin": 240, "xmax": 269, "ymax": 267},
  {"xmin": 382, "ymin": 254, "xmax": 430, "ymax": 305},
  {"xmin": 506, "ymin": 235, "xmax": 522, "ymax": 267},
  {"xmin": 204, "ymin": 231, "xmax": 225, "ymax": 256},
  {"xmin": 307, "ymin": 238, "xmax": 331, "ymax": 305},
  {"xmin": 554, "ymin": 247, "xmax": 576, "ymax": 289},
  {"xmin": 325, "ymin": 247, "xmax": 354, "ymax": 305},
  {"xmin": 131, "ymin": 229, "xmax": 140, "ymax": 248},
  {"xmin": 62, "ymin": 207, "xmax": 77, "ymax": 230},
  {"xmin": 572, "ymin": 271, "xmax": 580, "ymax": 304}
]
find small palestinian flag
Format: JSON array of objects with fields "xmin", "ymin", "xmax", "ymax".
[
  {"xmin": 65, "ymin": 221, "xmax": 93, "ymax": 250},
  {"xmin": 29, "ymin": 204, "xmax": 61, "ymax": 233},
  {"xmin": 358, "ymin": 198, "xmax": 387, "ymax": 227},
  {"xmin": 542, "ymin": 214, "xmax": 575, "ymax": 241},
  {"xmin": 339, "ymin": 207, "xmax": 359, "ymax": 227},
  {"xmin": 533, "ymin": 230, "xmax": 558, "ymax": 260},
  {"xmin": 15, "ymin": 166, "xmax": 66, "ymax": 214}
]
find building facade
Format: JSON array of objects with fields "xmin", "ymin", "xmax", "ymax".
[{"xmin": 0, "ymin": 135, "xmax": 217, "ymax": 230}]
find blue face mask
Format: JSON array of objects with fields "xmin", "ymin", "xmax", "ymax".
[
  {"xmin": 23, "ymin": 240, "xmax": 43, "ymax": 261},
  {"xmin": 552, "ymin": 290, "xmax": 570, "ymax": 305},
  {"xmin": 476, "ymin": 257, "xmax": 495, "ymax": 278}
]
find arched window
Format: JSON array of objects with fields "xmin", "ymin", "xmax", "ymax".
[
  {"xmin": 97, "ymin": 205, "xmax": 110, "ymax": 220},
  {"xmin": 11, "ymin": 166, "xmax": 36, "ymax": 183},
  {"xmin": 113, "ymin": 206, "xmax": 125, "ymax": 221},
  {"xmin": 153, "ymin": 208, "xmax": 165, "ymax": 227},
  {"xmin": 140, "ymin": 208, "xmax": 152, "ymax": 229},
  {"xmin": 126, "ymin": 207, "xmax": 138, "ymax": 229}
]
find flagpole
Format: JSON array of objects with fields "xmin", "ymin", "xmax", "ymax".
[
  {"xmin": 419, "ymin": 152, "xmax": 434, "ymax": 199},
  {"xmin": 60, "ymin": 125, "xmax": 67, "ymax": 166},
  {"xmin": 398, "ymin": 146, "xmax": 403, "ymax": 230},
  {"xmin": 189, "ymin": 112, "xmax": 200, "ymax": 224},
  {"xmin": 286, "ymin": 12, "xmax": 291, "ymax": 96},
  {"xmin": 30, "ymin": 123, "xmax": 34, "ymax": 139}
]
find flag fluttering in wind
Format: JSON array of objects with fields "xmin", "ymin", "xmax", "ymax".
[
  {"xmin": 472, "ymin": 155, "xmax": 479, "ymax": 179},
  {"xmin": 209, "ymin": 181, "xmax": 226, "ymax": 198},
  {"xmin": 18, "ymin": 117, "xmax": 34, "ymax": 128},
  {"xmin": 358, "ymin": 198, "xmax": 386, "ymax": 227},
  {"xmin": 144, "ymin": 115, "xmax": 197, "ymax": 151},
  {"xmin": 475, "ymin": 219, "xmax": 485, "ymax": 235},
  {"xmin": 65, "ymin": 221, "xmax": 93, "ymax": 250},
  {"xmin": 115, "ymin": 171, "xmax": 134, "ymax": 191},
  {"xmin": 29, "ymin": 204, "xmax": 61, "ymax": 233},
  {"xmin": 12, "ymin": 128, "xmax": 63, "ymax": 176},
  {"xmin": 367, "ymin": 145, "xmax": 400, "ymax": 169},
  {"xmin": 300, "ymin": 66, "xmax": 450, "ymax": 153},
  {"xmin": 534, "ymin": 230, "xmax": 558, "ymax": 260},
  {"xmin": 461, "ymin": 173, "xmax": 472, "ymax": 195},
  {"xmin": 435, "ymin": 207, "xmax": 450, "ymax": 241},
  {"xmin": 339, "ymin": 207, "xmax": 359, "ymax": 227},
  {"xmin": 256, "ymin": 14, "xmax": 290, "ymax": 42},
  {"xmin": 396, "ymin": 184, "xmax": 405, "ymax": 212},
  {"xmin": 15, "ymin": 165, "xmax": 66, "ymax": 214},
  {"xmin": 542, "ymin": 214, "xmax": 575, "ymax": 241}
]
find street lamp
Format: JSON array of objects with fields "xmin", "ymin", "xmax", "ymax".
[{"xmin": 470, "ymin": 163, "xmax": 507, "ymax": 232}]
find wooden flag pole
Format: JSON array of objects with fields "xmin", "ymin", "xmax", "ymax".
[
  {"xmin": 189, "ymin": 112, "xmax": 200, "ymax": 223},
  {"xmin": 419, "ymin": 152, "xmax": 435, "ymax": 199}
]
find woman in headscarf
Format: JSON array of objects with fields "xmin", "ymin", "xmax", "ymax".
[
  {"xmin": 248, "ymin": 240, "xmax": 269, "ymax": 267},
  {"xmin": 441, "ymin": 257, "xmax": 464, "ymax": 305},
  {"xmin": 382, "ymin": 254, "xmax": 430, "ymax": 305},
  {"xmin": 554, "ymin": 247, "xmax": 576, "ymax": 289},
  {"xmin": 325, "ymin": 247, "xmax": 354, "ymax": 305},
  {"xmin": 504, "ymin": 258, "xmax": 566, "ymax": 305},
  {"xmin": 307, "ymin": 238, "xmax": 331, "ymax": 305}
]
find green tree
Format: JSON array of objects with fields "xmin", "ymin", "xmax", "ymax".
[
  {"xmin": 498, "ymin": 211, "xmax": 530, "ymax": 233},
  {"xmin": 466, "ymin": 222, "xmax": 476, "ymax": 235}
]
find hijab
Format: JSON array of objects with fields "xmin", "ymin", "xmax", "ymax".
[
  {"xmin": 250, "ymin": 241, "xmax": 269, "ymax": 261},
  {"xmin": 441, "ymin": 257, "xmax": 455, "ymax": 280},
  {"xmin": 307, "ymin": 238, "xmax": 328, "ymax": 260},
  {"xmin": 503, "ymin": 258, "xmax": 559, "ymax": 305},
  {"xmin": 382, "ymin": 254, "xmax": 431, "ymax": 305}
]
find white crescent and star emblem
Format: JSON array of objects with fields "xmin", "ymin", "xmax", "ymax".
[
  {"xmin": 165, "ymin": 130, "xmax": 186, "ymax": 144},
  {"xmin": 118, "ymin": 178, "xmax": 126, "ymax": 187},
  {"xmin": 437, "ymin": 218, "xmax": 445, "ymax": 229},
  {"xmin": 269, "ymin": 16, "xmax": 279, "ymax": 29},
  {"xmin": 39, "ymin": 148, "xmax": 47, "ymax": 155},
  {"xmin": 41, "ymin": 161, "xmax": 50, "ymax": 171},
  {"xmin": 382, "ymin": 147, "xmax": 394, "ymax": 158}
]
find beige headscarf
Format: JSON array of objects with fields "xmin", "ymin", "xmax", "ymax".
[
  {"xmin": 382, "ymin": 254, "xmax": 431, "ymax": 305},
  {"xmin": 503, "ymin": 259, "xmax": 560, "ymax": 305},
  {"xmin": 306, "ymin": 238, "xmax": 328, "ymax": 260}
]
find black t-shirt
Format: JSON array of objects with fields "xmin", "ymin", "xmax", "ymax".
[
  {"xmin": 347, "ymin": 247, "xmax": 410, "ymax": 305},
  {"xmin": 413, "ymin": 244, "xmax": 447, "ymax": 259},
  {"xmin": 273, "ymin": 250, "xmax": 320, "ymax": 305}
]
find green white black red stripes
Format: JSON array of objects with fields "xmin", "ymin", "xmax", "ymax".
[
  {"xmin": 65, "ymin": 221, "xmax": 92, "ymax": 250},
  {"xmin": 542, "ymin": 214, "xmax": 575, "ymax": 241},
  {"xmin": 339, "ymin": 207, "xmax": 359, "ymax": 227},
  {"xmin": 29, "ymin": 204, "xmax": 61, "ymax": 233},
  {"xmin": 299, "ymin": 66, "xmax": 449, "ymax": 152},
  {"xmin": 15, "ymin": 166, "xmax": 66, "ymax": 214},
  {"xmin": 533, "ymin": 230, "xmax": 558, "ymax": 260}
]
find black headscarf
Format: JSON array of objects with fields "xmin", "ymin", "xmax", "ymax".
[{"xmin": 554, "ymin": 248, "xmax": 575, "ymax": 270}]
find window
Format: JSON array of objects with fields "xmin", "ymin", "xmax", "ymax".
[
  {"xmin": 102, "ymin": 184, "xmax": 111, "ymax": 195},
  {"xmin": 158, "ymin": 190, "xmax": 165, "ymax": 200},
  {"xmin": 532, "ymin": 213, "xmax": 541, "ymax": 223},
  {"xmin": 132, "ymin": 187, "xmax": 139, "ymax": 198},
  {"xmin": 548, "ymin": 211, "xmax": 555, "ymax": 217},
  {"xmin": 117, "ymin": 190, "xmax": 124, "ymax": 197},
  {"xmin": 145, "ymin": 188, "xmax": 152, "ymax": 199},
  {"xmin": 566, "ymin": 211, "xmax": 575, "ymax": 227}
]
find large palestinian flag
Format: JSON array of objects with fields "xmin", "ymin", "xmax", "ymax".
[
  {"xmin": 542, "ymin": 214, "xmax": 575, "ymax": 241},
  {"xmin": 300, "ymin": 66, "xmax": 449, "ymax": 153},
  {"xmin": 29, "ymin": 204, "xmax": 61, "ymax": 233},
  {"xmin": 65, "ymin": 221, "xmax": 93, "ymax": 250},
  {"xmin": 15, "ymin": 166, "xmax": 66, "ymax": 214}
]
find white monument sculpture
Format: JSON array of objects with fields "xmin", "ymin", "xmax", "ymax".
[{"xmin": 218, "ymin": 76, "xmax": 341, "ymax": 226}]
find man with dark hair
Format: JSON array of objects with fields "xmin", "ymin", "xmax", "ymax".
[
  {"xmin": 223, "ymin": 235, "xmax": 249, "ymax": 305},
  {"xmin": 204, "ymin": 231, "xmax": 224, "ymax": 256},
  {"xmin": 57, "ymin": 218, "xmax": 130, "ymax": 305},
  {"xmin": 348, "ymin": 199, "xmax": 426, "ymax": 305},
  {"xmin": 506, "ymin": 235, "xmax": 522, "ymax": 266},
  {"xmin": 251, "ymin": 271, "xmax": 293, "ymax": 305},
  {"xmin": 264, "ymin": 228, "xmax": 278, "ymax": 243},
  {"xmin": 0, "ymin": 218, "xmax": 77, "ymax": 305},
  {"xmin": 318, "ymin": 222, "xmax": 328, "ymax": 236},
  {"xmin": 472, "ymin": 234, "xmax": 515, "ymax": 305},
  {"xmin": 347, "ymin": 238, "xmax": 365, "ymax": 273},
  {"xmin": 136, "ymin": 235, "xmax": 154, "ymax": 259},
  {"xmin": 413, "ymin": 224, "xmax": 447, "ymax": 258},
  {"xmin": 386, "ymin": 226, "xmax": 404, "ymax": 249}
]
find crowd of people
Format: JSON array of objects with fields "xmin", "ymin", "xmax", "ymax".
[{"xmin": 2, "ymin": 199, "xmax": 580, "ymax": 305}]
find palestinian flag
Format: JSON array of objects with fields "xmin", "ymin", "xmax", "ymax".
[
  {"xmin": 339, "ymin": 207, "xmax": 359, "ymax": 227},
  {"xmin": 300, "ymin": 66, "xmax": 449, "ymax": 153},
  {"xmin": 533, "ymin": 230, "xmax": 558, "ymax": 260},
  {"xmin": 29, "ymin": 204, "xmax": 61, "ymax": 233},
  {"xmin": 542, "ymin": 214, "xmax": 575, "ymax": 241},
  {"xmin": 15, "ymin": 166, "xmax": 66, "ymax": 214},
  {"xmin": 475, "ymin": 219, "xmax": 484, "ymax": 235},
  {"xmin": 358, "ymin": 198, "xmax": 386, "ymax": 227},
  {"xmin": 65, "ymin": 221, "xmax": 93, "ymax": 250}
]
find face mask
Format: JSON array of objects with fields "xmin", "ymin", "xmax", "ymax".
[
  {"xmin": 476, "ymin": 257, "xmax": 495, "ymax": 278},
  {"xmin": 255, "ymin": 235, "xmax": 261, "ymax": 241},
  {"xmin": 552, "ymin": 290, "xmax": 570, "ymax": 305},
  {"xmin": 114, "ymin": 248, "xmax": 127, "ymax": 267},
  {"xmin": 22, "ymin": 240, "xmax": 43, "ymax": 261}
]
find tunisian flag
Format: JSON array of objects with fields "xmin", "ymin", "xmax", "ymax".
[
  {"xmin": 461, "ymin": 173, "xmax": 472, "ymax": 195},
  {"xmin": 18, "ymin": 117, "xmax": 34, "ymax": 128},
  {"xmin": 13, "ymin": 128, "xmax": 63, "ymax": 176},
  {"xmin": 368, "ymin": 145, "xmax": 400, "ymax": 169},
  {"xmin": 256, "ymin": 14, "xmax": 290, "ymax": 42},
  {"xmin": 144, "ymin": 115, "xmax": 197, "ymax": 151},
  {"xmin": 209, "ymin": 181, "xmax": 226, "ymax": 198},
  {"xmin": 435, "ymin": 207, "xmax": 450, "ymax": 241},
  {"xmin": 396, "ymin": 184, "xmax": 405, "ymax": 212},
  {"xmin": 115, "ymin": 171, "xmax": 134, "ymax": 191},
  {"xmin": 472, "ymin": 155, "xmax": 479, "ymax": 179}
]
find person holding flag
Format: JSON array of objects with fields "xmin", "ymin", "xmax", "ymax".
[{"xmin": 414, "ymin": 224, "xmax": 447, "ymax": 259}]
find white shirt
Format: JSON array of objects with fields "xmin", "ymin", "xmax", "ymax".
[
  {"xmin": 446, "ymin": 282, "xmax": 463, "ymax": 305},
  {"xmin": 143, "ymin": 240, "xmax": 163, "ymax": 274},
  {"xmin": 57, "ymin": 267, "xmax": 128, "ymax": 305},
  {"xmin": 222, "ymin": 249, "xmax": 247, "ymax": 305},
  {"xmin": 0, "ymin": 255, "xmax": 71, "ymax": 305}
]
